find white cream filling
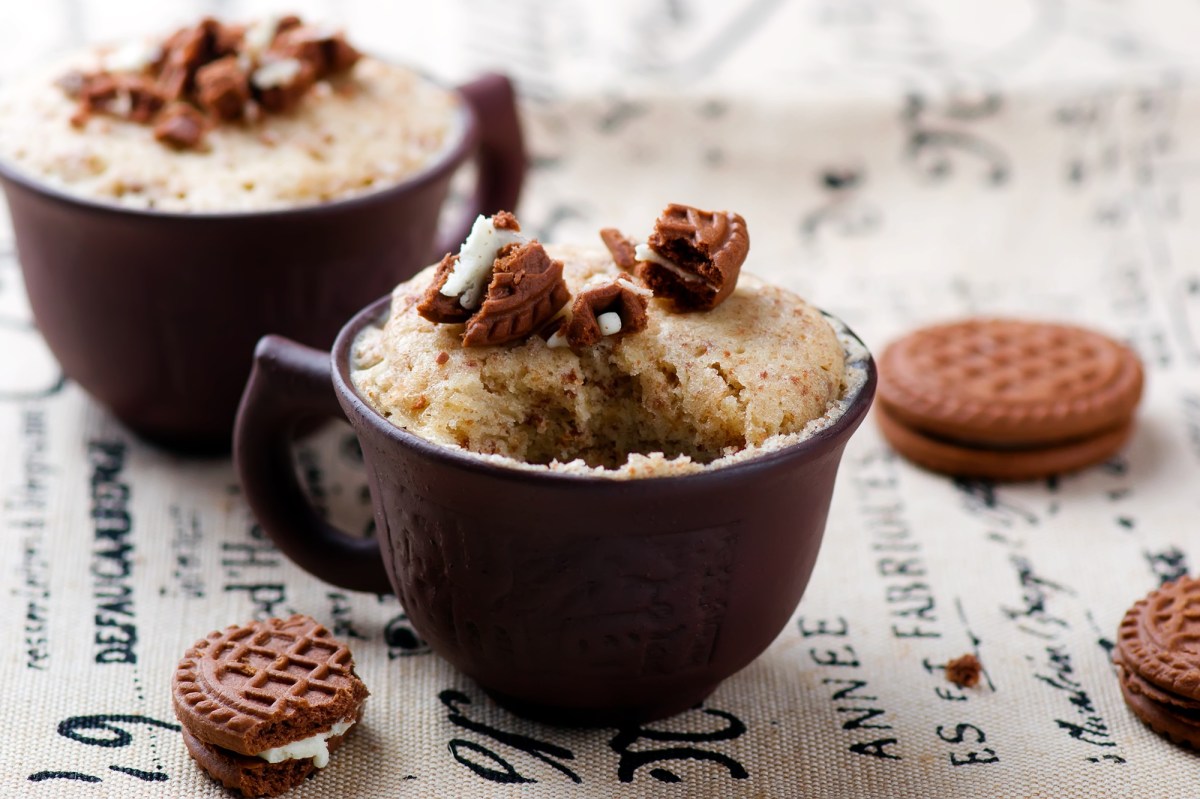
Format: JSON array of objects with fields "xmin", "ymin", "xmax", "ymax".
[
  {"xmin": 244, "ymin": 15, "xmax": 283, "ymax": 58},
  {"xmin": 252, "ymin": 58, "xmax": 303, "ymax": 90},
  {"xmin": 582, "ymin": 273, "xmax": 653, "ymax": 297},
  {"xmin": 440, "ymin": 215, "xmax": 527, "ymax": 309},
  {"xmin": 597, "ymin": 311, "xmax": 622, "ymax": 336},
  {"xmin": 546, "ymin": 328, "xmax": 569, "ymax": 348},
  {"xmin": 258, "ymin": 719, "xmax": 355, "ymax": 768},
  {"xmin": 634, "ymin": 243, "xmax": 708, "ymax": 285},
  {"xmin": 103, "ymin": 41, "xmax": 162, "ymax": 74}
]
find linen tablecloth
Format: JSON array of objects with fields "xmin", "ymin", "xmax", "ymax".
[{"xmin": 4, "ymin": 1, "xmax": 1200, "ymax": 796}]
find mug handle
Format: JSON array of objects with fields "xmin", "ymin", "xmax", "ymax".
[
  {"xmin": 233, "ymin": 335, "xmax": 392, "ymax": 595},
  {"xmin": 434, "ymin": 72, "xmax": 527, "ymax": 257}
]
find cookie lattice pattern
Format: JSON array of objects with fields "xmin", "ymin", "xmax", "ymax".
[
  {"xmin": 1117, "ymin": 578, "xmax": 1200, "ymax": 698},
  {"xmin": 906, "ymin": 321, "xmax": 1119, "ymax": 401},
  {"xmin": 209, "ymin": 622, "xmax": 353, "ymax": 715}
]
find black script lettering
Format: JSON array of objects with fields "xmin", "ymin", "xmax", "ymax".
[
  {"xmin": 385, "ymin": 613, "xmax": 430, "ymax": 658},
  {"xmin": 878, "ymin": 558, "xmax": 925, "ymax": 577},
  {"xmin": 224, "ymin": 584, "xmax": 289, "ymax": 619},
  {"xmin": 439, "ymin": 690, "xmax": 579, "ymax": 784},
  {"xmin": 849, "ymin": 738, "xmax": 902, "ymax": 760},
  {"xmin": 88, "ymin": 442, "xmax": 137, "ymax": 665},
  {"xmin": 797, "ymin": 617, "xmax": 849, "ymax": 637},
  {"xmin": 326, "ymin": 592, "xmax": 368, "ymax": 641},
  {"xmin": 58, "ymin": 714, "xmax": 179, "ymax": 747},
  {"xmin": 810, "ymin": 646, "xmax": 860, "ymax": 667},
  {"xmin": 838, "ymin": 707, "xmax": 891, "ymax": 731},
  {"xmin": 29, "ymin": 714, "xmax": 181, "ymax": 784},
  {"xmin": 221, "ymin": 541, "xmax": 280, "ymax": 569},
  {"xmin": 892, "ymin": 624, "xmax": 940, "ymax": 639},
  {"xmin": 950, "ymin": 749, "xmax": 1000, "ymax": 766},
  {"xmin": 448, "ymin": 740, "xmax": 535, "ymax": 784},
  {"xmin": 937, "ymin": 723, "xmax": 985, "ymax": 745},
  {"xmin": 823, "ymin": 678, "xmax": 876, "ymax": 702},
  {"xmin": 611, "ymin": 707, "xmax": 749, "ymax": 784}
]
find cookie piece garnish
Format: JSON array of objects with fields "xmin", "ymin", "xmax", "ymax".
[
  {"xmin": 271, "ymin": 25, "xmax": 362, "ymax": 79},
  {"xmin": 555, "ymin": 274, "xmax": 651, "ymax": 349},
  {"xmin": 599, "ymin": 228, "xmax": 638, "ymax": 272},
  {"xmin": 462, "ymin": 241, "xmax": 571, "ymax": 347},
  {"xmin": 1114, "ymin": 577, "xmax": 1200, "ymax": 750},
  {"xmin": 251, "ymin": 56, "xmax": 318, "ymax": 113},
  {"xmin": 195, "ymin": 56, "xmax": 251, "ymax": 120},
  {"xmin": 416, "ymin": 254, "xmax": 474, "ymax": 324},
  {"xmin": 417, "ymin": 212, "xmax": 571, "ymax": 348},
  {"xmin": 420, "ymin": 212, "xmax": 528, "ymax": 318},
  {"xmin": 58, "ymin": 14, "xmax": 361, "ymax": 149},
  {"xmin": 154, "ymin": 103, "xmax": 210, "ymax": 149},
  {"xmin": 876, "ymin": 318, "xmax": 1143, "ymax": 480},
  {"xmin": 173, "ymin": 614, "xmax": 368, "ymax": 797},
  {"xmin": 635, "ymin": 203, "xmax": 749, "ymax": 311}
]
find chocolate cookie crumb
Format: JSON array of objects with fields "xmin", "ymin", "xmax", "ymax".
[
  {"xmin": 272, "ymin": 25, "xmax": 362, "ymax": 79},
  {"xmin": 463, "ymin": 242, "xmax": 570, "ymax": 347},
  {"xmin": 945, "ymin": 653, "xmax": 982, "ymax": 688},
  {"xmin": 57, "ymin": 14, "xmax": 362, "ymax": 149},
  {"xmin": 639, "ymin": 204, "xmax": 749, "ymax": 311},
  {"xmin": 417, "ymin": 254, "xmax": 474, "ymax": 324},
  {"xmin": 599, "ymin": 227, "xmax": 638, "ymax": 271},
  {"xmin": 195, "ymin": 56, "xmax": 250, "ymax": 120},
  {"xmin": 492, "ymin": 210, "xmax": 521, "ymax": 231},
  {"xmin": 252, "ymin": 57, "xmax": 318, "ymax": 113},
  {"xmin": 565, "ymin": 275, "xmax": 650, "ymax": 349},
  {"xmin": 123, "ymin": 76, "xmax": 169, "ymax": 123},
  {"xmin": 153, "ymin": 103, "xmax": 209, "ymax": 149}
]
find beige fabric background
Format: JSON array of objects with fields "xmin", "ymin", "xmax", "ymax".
[{"xmin": 4, "ymin": 1, "xmax": 1200, "ymax": 796}]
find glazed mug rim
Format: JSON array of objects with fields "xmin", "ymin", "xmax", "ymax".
[{"xmin": 330, "ymin": 293, "xmax": 878, "ymax": 487}]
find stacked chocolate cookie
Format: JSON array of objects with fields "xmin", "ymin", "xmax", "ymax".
[
  {"xmin": 876, "ymin": 318, "xmax": 1143, "ymax": 480},
  {"xmin": 1115, "ymin": 577, "xmax": 1200, "ymax": 747},
  {"xmin": 173, "ymin": 615, "xmax": 368, "ymax": 797}
]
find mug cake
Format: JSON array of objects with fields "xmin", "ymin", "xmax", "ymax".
[
  {"xmin": 350, "ymin": 204, "xmax": 866, "ymax": 477},
  {"xmin": 0, "ymin": 15, "xmax": 459, "ymax": 212}
]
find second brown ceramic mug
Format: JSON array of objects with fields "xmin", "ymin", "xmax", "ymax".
[
  {"xmin": 233, "ymin": 296, "xmax": 877, "ymax": 725},
  {"xmin": 0, "ymin": 73, "xmax": 524, "ymax": 453}
]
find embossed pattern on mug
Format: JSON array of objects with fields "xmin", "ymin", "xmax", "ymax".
[{"xmin": 384, "ymin": 493, "xmax": 738, "ymax": 678}]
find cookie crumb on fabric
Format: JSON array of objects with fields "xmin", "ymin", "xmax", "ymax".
[{"xmin": 946, "ymin": 653, "xmax": 982, "ymax": 688}]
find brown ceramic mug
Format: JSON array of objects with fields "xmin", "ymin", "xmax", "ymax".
[
  {"xmin": 233, "ymin": 294, "xmax": 877, "ymax": 725},
  {"xmin": 0, "ymin": 73, "xmax": 524, "ymax": 453}
]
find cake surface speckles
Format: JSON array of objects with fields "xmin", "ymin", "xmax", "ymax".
[{"xmin": 351, "ymin": 244, "xmax": 852, "ymax": 477}]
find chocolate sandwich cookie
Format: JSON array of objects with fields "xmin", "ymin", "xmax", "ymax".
[
  {"xmin": 876, "ymin": 318, "xmax": 1143, "ymax": 480},
  {"xmin": 637, "ymin": 204, "xmax": 749, "ymax": 311},
  {"xmin": 417, "ymin": 211, "xmax": 571, "ymax": 346},
  {"xmin": 1115, "ymin": 577, "xmax": 1200, "ymax": 749},
  {"xmin": 173, "ymin": 615, "xmax": 368, "ymax": 797}
]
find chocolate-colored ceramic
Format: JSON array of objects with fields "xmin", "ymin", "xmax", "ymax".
[
  {"xmin": 234, "ymin": 297, "xmax": 876, "ymax": 725},
  {"xmin": 0, "ymin": 73, "xmax": 524, "ymax": 453}
]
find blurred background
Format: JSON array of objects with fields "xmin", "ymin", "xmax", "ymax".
[
  {"xmin": 3, "ymin": 0, "xmax": 1199, "ymax": 358},
  {"xmin": 0, "ymin": 0, "xmax": 1197, "ymax": 405}
]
